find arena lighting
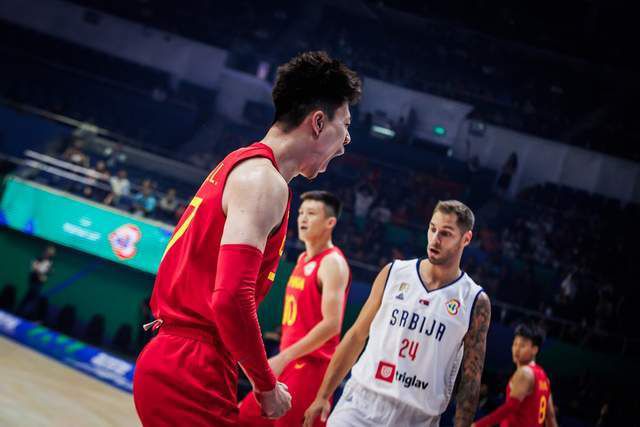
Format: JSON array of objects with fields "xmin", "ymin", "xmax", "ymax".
[
  {"xmin": 433, "ymin": 125, "xmax": 447, "ymax": 136},
  {"xmin": 371, "ymin": 125, "xmax": 396, "ymax": 138}
]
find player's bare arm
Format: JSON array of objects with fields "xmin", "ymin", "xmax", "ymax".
[
  {"xmin": 269, "ymin": 252, "xmax": 350, "ymax": 375},
  {"xmin": 545, "ymin": 394, "xmax": 559, "ymax": 427},
  {"xmin": 221, "ymin": 158, "xmax": 289, "ymax": 249},
  {"xmin": 303, "ymin": 262, "xmax": 391, "ymax": 427},
  {"xmin": 214, "ymin": 158, "xmax": 292, "ymax": 418},
  {"xmin": 455, "ymin": 292, "xmax": 491, "ymax": 427}
]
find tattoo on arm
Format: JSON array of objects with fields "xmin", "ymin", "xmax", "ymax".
[{"xmin": 454, "ymin": 292, "xmax": 491, "ymax": 427}]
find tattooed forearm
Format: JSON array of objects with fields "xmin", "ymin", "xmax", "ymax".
[{"xmin": 455, "ymin": 292, "xmax": 491, "ymax": 427}]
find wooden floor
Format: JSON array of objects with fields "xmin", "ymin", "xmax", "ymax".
[{"xmin": 0, "ymin": 336, "xmax": 139, "ymax": 426}]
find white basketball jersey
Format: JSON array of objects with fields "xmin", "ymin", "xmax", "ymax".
[{"xmin": 350, "ymin": 258, "xmax": 484, "ymax": 417}]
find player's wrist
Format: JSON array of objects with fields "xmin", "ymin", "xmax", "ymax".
[{"xmin": 316, "ymin": 388, "xmax": 332, "ymax": 401}]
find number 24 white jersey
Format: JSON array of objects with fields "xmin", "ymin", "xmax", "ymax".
[{"xmin": 350, "ymin": 258, "xmax": 484, "ymax": 417}]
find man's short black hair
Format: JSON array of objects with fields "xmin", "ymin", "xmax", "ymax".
[
  {"xmin": 300, "ymin": 191, "xmax": 342, "ymax": 219},
  {"xmin": 272, "ymin": 51, "xmax": 362, "ymax": 132},
  {"xmin": 514, "ymin": 323, "xmax": 545, "ymax": 348}
]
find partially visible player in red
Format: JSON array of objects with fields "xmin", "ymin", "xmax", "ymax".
[
  {"xmin": 473, "ymin": 324, "xmax": 559, "ymax": 427},
  {"xmin": 133, "ymin": 51, "xmax": 361, "ymax": 426},
  {"xmin": 238, "ymin": 190, "xmax": 351, "ymax": 427}
]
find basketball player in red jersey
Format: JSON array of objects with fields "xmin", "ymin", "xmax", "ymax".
[
  {"xmin": 238, "ymin": 190, "xmax": 351, "ymax": 426},
  {"xmin": 133, "ymin": 51, "xmax": 361, "ymax": 426},
  {"xmin": 473, "ymin": 324, "xmax": 558, "ymax": 427}
]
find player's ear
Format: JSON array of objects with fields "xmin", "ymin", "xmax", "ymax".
[
  {"xmin": 311, "ymin": 110, "xmax": 325, "ymax": 137},
  {"xmin": 325, "ymin": 216, "xmax": 337, "ymax": 229},
  {"xmin": 463, "ymin": 230, "xmax": 473, "ymax": 246}
]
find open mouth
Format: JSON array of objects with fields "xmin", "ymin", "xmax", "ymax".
[{"xmin": 428, "ymin": 247, "xmax": 440, "ymax": 257}]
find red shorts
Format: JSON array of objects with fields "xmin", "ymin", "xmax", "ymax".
[
  {"xmin": 133, "ymin": 326, "xmax": 238, "ymax": 426},
  {"xmin": 238, "ymin": 355, "xmax": 329, "ymax": 427}
]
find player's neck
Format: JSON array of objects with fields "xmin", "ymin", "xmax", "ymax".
[
  {"xmin": 260, "ymin": 127, "xmax": 307, "ymax": 182},
  {"xmin": 304, "ymin": 238, "xmax": 333, "ymax": 259},
  {"xmin": 422, "ymin": 259, "xmax": 462, "ymax": 290}
]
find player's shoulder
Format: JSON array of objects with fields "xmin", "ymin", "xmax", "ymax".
[
  {"xmin": 228, "ymin": 158, "xmax": 287, "ymax": 197},
  {"xmin": 318, "ymin": 248, "xmax": 349, "ymax": 273},
  {"xmin": 389, "ymin": 257, "xmax": 420, "ymax": 273},
  {"xmin": 458, "ymin": 271, "xmax": 486, "ymax": 303},
  {"xmin": 460, "ymin": 270, "xmax": 482, "ymax": 290},
  {"xmin": 515, "ymin": 364, "xmax": 536, "ymax": 382}
]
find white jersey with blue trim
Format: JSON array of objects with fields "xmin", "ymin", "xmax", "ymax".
[{"xmin": 349, "ymin": 258, "xmax": 484, "ymax": 417}]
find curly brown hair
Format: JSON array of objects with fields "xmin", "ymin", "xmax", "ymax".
[{"xmin": 433, "ymin": 200, "xmax": 475, "ymax": 233}]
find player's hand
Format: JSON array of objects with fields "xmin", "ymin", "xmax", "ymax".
[
  {"xmin": 256, "ymin": 381, "xmax": 291, "ymax": 419},
  {"xmin": 268, "ymin": 352, "xmax": 290, "ymax": 377},
  {"xmin": 303, "ymin": 397, "xmax": 331, "ymax": 427}
]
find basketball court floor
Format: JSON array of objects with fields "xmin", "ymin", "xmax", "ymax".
[{"xmin": 0, "ymin": 335, "xmax": 138, "ymax": 426}]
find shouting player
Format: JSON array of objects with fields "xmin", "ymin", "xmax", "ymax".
[
  {"xmin": 133, "ymin": 52, "xmax": 361, "ymax": 426},
  {"xmin": 304, "ymin": 200, "xmax": 491, "ymax": 427},
  {"xmin": 473, "ymin": 324, "xmax": 558, "ymax": 427},
  {"xmin": 239, "ymin": 190, "xmax": 351, "ymax": 426}
]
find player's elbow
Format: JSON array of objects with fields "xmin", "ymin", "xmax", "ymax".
[{"xmin": 323, "ymin": 317, "xmax": 342, "ymax": 336}]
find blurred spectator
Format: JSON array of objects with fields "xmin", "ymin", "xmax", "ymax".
[
  {"xmin": 353, "ymin": 182, "xmax": 376, "ymax": 223},
  {"xmin": 91, "ymin": 160, "xmax": 110, "ymax": 200},
  {"xmin": 62, "ymin": 145, "xmax": 90, "ymax": 168},
  {"xmin": 93, "ymin": 160, "xmax": 109, "ymax": 177},
  {"xmin": 132, "ymin": 179, "xmax": 157, "ymax": 217},
  {"xmin": 82, "ymin": 185, "xmax": 95, "ymax": 200},
  {"xmin": 158, "ymin": 188, "xmax": 178, "ymax": 221},
  {"xmin": 104, "ymin": 169, "xmax": 131, "ymax": 206},
  {"xmin": 104, "ymin": 143, "xmax": 128, "ymax": 169},
  {"xmin": 18, "ymin": 245, "xmax": 56, "ymax": 319}
]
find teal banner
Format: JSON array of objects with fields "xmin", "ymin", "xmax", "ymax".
[{"xmin": 0, "ymin": 177, "xmax": 173, "ymax": 274}]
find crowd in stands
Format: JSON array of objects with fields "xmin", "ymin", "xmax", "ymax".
[
  {"xmin": 66, "ymin": 0, "xmax": 639, "ymax": 161},
  {"xmin": 51, "ymin": 137, "xmax": 188, "ymax": 224}
]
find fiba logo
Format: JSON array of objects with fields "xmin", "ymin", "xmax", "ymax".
[
  {"xmin": 303, "ymin": 261, "xmax": 317, "ymax": 276},
  {"xmin": 375, "ymin": 360, "xmax": 396, "ymax": 383},
  {"xmin": 109, "ymin": 224, "xmax": 142, "ymax": 260},
  {"xmin": 446, "ymin": 299, "xmax": 461, "ymax": 316}
]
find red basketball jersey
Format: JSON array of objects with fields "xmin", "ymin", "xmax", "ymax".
[
  {"xmin": 279, "ymin": 246, "xmax": 351, "ymax": 361},
  {"xmin": 502, "ymin": 363, "xmax": 552, "ymax": 427},
  {"xmin": 150, "ymin": 142, "xmax": 291, "ymax": 330}
]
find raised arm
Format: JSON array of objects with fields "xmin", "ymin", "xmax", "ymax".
[
  {"xmin": 455, "ymin": 292, "xmax": 491, "ymax": 427},
  {"xmin": 303, "ymin": 262, "xmax": 391, "ymax": 426}
]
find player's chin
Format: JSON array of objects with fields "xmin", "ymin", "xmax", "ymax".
[
  {"xmin": 307, "ymin": 165, "xmax": 326, "ymax": 179},
  {"xmin": 428, "ymin": 254, "xmax": 443, "ymax": 264},
  {"xmin": 301, "ymin": 169, "xmax": 320, "ymax": 180}
]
